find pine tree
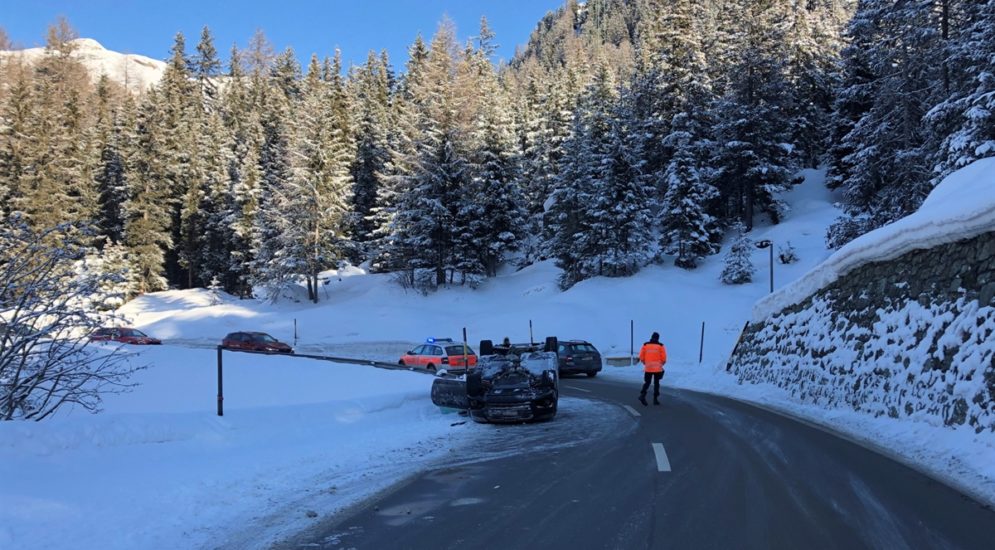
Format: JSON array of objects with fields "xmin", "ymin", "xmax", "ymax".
[
  {"xmin": 388, "ymin": 22, "xmax": 480, "ymax": 288},
  {"xmin": 660, "ymin": 113, "xmax": 720, "ymax": 269},
  {"xmin": 549, "ymin": 64, "xmax": 618, "ymax": 289},
  {"xmin": 720, "ymin": 222, "xmax": 755, "ymax": 285},
  {"xmin": 256, "ymin": 55, "xmax": 354, "ymax": 302},
  {"xmin": 93, "ymin": 76, "xmax": 132, "ymax": 244},
  {"xmin": 827, "ymin": 0, "xmax": 963, "ymax": 247},
  {"xmin": 0, "ymin": 59, "xmax": 34, "ymax": 219},
  {"xmin": 349, "ymin": 51, "xmax": 393, "ymax": 259},
  {"xmin": 935, "ymin": 0, "xmax": 995, "ymax": 172},
  {"xmin": 192, "ymin": 26, "xmax": 222, "ymax": 108},
  {"xmin": 711, "ymin": 1, "xmax": 794, "ymax": 231},
  {"xmin": 462, "ymin": 32, "xmax": 527, "ymax": 279},
  {"xmin": 123, "ymin": 92, "xmax": 172, "ymax": 294}
]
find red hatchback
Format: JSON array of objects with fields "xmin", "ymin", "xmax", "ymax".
[
  {"xmin": 399, "ymin": 339, "xmax": 477, "ymax": 370},
  {"xmin": 222, "ymin": 331, "xmax": 293, "ymax": 354},
  {"xmin": 90, "ymin": 327, "xmax": 162, "ymax": 345}
]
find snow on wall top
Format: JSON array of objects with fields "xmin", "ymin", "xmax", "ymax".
[
  {"xmin": 753, "ymin": 157, "xmax": 995, "ymax": 321},
  {"xmin": 0, "ymin": 38, "xmax": 167, "ymax": 93}
]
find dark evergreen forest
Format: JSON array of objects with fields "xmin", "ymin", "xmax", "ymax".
[{"xmin": 1, "ymin": 0, "xmax": 992, "ymax": 300}]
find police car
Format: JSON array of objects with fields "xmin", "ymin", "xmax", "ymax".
[{"xmin": 398, "ymin": 337, "xmax": 477, "ymax": 371}]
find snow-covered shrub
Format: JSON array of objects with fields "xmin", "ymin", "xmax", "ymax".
[
  {"xmin": 778, "ymin": 241, "xmax": 799, "ymax": 264},
  {"xmin": 721, "ymin": 223, "xmax": 755, "ymax": 284}
]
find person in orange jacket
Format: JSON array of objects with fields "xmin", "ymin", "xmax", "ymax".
[{"xmin": 638, "ymin": 332, "xmax": 667, "ymax": 406}]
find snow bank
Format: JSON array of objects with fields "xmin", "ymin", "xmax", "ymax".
[
  {"xmin": 754, "ymin": 158, "xmax": 995, "ymax": 320},
  {"xmin": 0, "ymin": 347, "xmax": 478, "ymax": 549}
]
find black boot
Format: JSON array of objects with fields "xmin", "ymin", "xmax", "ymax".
[
  {"xmin": 653, "ymin": 396, "xmax": 660, "ymax": 405},
  {"xmin": 638, "ymin": 394, "xmax": 648, "ymax": 406}
]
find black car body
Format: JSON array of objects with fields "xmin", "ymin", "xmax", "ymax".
[
  {"xmin": 431, "ymin": 342, "xmax": 559, "ymax": 423},
  {"xmin": 556, "ymin": 340, "xmax": 602, "ymax": 377}
]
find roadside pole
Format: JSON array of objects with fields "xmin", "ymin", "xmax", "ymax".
[
  {"xmin": 216, "ymin": 346, "xmax": 224, "ymax": 417},
  {"xmin": 294, "ymin": 318, "xmax": 298, "ymax": 347},
  {"xmin": 529, "ymin": 320, "xmax": 534, "ymax": 346},
  {"xmin": 462, "ymin": 327, "xmax": 470, "ymax": 418},
  {"xmin": 630, "ymin": 320, "xmax": 634, "ymax": 367},
  {"xmin": 462, "ymin": 327, "xmax": 469, "ymax": 369},
  {"xmin": 699, "ymin": 321, "xmax": 705, "ymax": 364}
]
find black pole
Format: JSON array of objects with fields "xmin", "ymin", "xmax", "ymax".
[
  {"xmin": 529, "ymin": 320, "xmax": 534, "ymax": 346},
  {"xmin": 630, "ymin": 319, "xmax": 634, "ymax": 366},
  {"xmin": 217, "ymin": 345, "xmax": 224, "ymax": 416},
  {"xmin": 462, "ymin": 326, "xmax": 469, "ymax": 370},
  {"xmin": 699, "ymin": 321, "xmax": 705, "ymax": 364},
  {"xmin": 769, "ymin": 244, "xmax": 774, "ymax": 293},
  {"xmin": 294, "ymin": 318, "xmax": 298, "ymax": 346}
]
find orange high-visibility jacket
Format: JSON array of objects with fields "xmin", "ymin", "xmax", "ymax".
[{"xmin": 639, "ymin": 342, "xmax": 667, "ymax": 373}]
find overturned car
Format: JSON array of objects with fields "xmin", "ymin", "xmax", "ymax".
[{"xmin": 431, "ymin": 338, "xmax": 559, "ymax": 423}]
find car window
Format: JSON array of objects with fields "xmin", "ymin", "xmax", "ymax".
[
  {"xmin": 568, "ymin": 343, "xmax": 597, "ymax": 353},
  {"xmin": 410, "ymin": 345, "xmax": 425, "ymax": 355},
  {"xmin": 251, "ymin": 334, "xmax": 276, "ymax": 343},
  {"xmin": 446, "ymin": 345, "xmax": 475, "ymax": 355},
  {"xmin": 558, "ymin": 344, "xmax": 566, "ymax": 354},
  {"xmin": 123, "ymin": 329, "xmax": 145, "ymax": 337},
  {"xmin": 428, "ymin": 346, "xmax": 442, "ymax": 356}
]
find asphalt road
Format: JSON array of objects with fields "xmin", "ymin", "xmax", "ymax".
[{"xmin": 279, "ymin": 377, "xmax": 995, "ymax": 550}]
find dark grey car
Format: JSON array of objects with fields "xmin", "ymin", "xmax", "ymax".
[{"xmin": 557, "ymin": 340, "xmax": 602, "ymax": 377}]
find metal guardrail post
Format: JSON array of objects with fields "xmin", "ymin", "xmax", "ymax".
[{"xmin": 217, "ymin": 345, "xmax": 224, "ymax": 416}]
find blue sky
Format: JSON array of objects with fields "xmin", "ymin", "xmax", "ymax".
[{"xmin": 3, "ymin": 1, "xmax": 565, "ymax": 70}]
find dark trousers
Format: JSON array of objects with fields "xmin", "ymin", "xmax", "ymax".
[{"xmin": 640, "ymin": 371, "xmax": 663, "ymax": 397}]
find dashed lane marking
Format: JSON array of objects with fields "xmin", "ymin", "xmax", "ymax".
[
  {"xmin": 564, "ymin": 385, "xmax": 591, "ymax": 393},
  {"xmin": 652, "ymin": 443, "xmax": 672, "ymax": 472},
  {"xmin": 623, "ymin": 405, "xmax": 642, "ymax": 418}
]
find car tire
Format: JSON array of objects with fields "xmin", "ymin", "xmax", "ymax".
[
  {"xmin": 398, "ymin": 359, "xmax": 406, "ymax": 365},
  {"xmin": 586, "ymin": 372, "xmax": 597, "ymax": 378},
  {"xmin": 426, "ymin": 363, "xmax": 436, "ymax": 371}
]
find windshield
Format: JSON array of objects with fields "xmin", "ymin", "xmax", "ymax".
[
  {"xmin": 121, "ymin": 329, "xmax": 146, "ymax": 337},
  {"xmin": 252, "ymin": 334, "xmax": 277, "ymax": 343}
]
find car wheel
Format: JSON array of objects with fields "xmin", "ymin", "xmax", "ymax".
[
  {"xmin": 398, "ymin": 359, "xmax": 406, "ymax": 365},
  {"xmin": 426, "ymin": 363, "xmax": 436, "ymax": 372},
  {"xmin": 586, "ymin": 371, "xmax": 597, "ymax": 378}
]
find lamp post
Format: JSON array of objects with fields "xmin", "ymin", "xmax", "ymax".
[{"xmin": 755, "ymin": 239, "xmax": 773, "ymax": 293}]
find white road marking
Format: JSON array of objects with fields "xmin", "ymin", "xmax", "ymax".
[
  {"xmin": 652, "ymin": 443, "xmax": 672, "ymax": 472},
  {"xmin": 564, "ymin": 385, "xmax": 591, "ymax": 393},
  {"xmin": 623, "ymin": 405, "xmax": 642, "ymax": 417}
]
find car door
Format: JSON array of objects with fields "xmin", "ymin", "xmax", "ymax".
[
  {"xmin": 233, "ymin": 333, "xmax": 248, "ymax": 350},
  {"xmin": 426, "ymin": 345, "xmax": 444, "ymax": 368},
  {"xmin": 407, "ymin": 345, "xmax": 426, "ymax": 366}
]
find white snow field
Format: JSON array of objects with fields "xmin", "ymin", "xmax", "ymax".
[{"xmin": 1, "ymin": 167, "xmax": 993, "ymax": 548}]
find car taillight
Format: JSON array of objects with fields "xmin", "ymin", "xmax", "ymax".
[
  {"xmin": 442, "ymin": 357, "xmax": 449, "ymax": 364},
  {"xmin": 565, "ymin": 356, "xmax": 573, "ymax": 362}
]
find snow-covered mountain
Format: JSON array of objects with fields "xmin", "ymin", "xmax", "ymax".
[{"xmin": 0, "ymin": 38, "xmax": 166, "ymax": 93}]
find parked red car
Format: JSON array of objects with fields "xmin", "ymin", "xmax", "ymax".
[
  {"xmin": 221, "ymin": 331, "xmax": 293, "ymax": 354},
  {"xmin": 90, "ymin": 327, "xmax": 162, "ymax": 345},
  {"xmin": 399, "ymin": 338, "xmax": 477, "ymax": 370}
]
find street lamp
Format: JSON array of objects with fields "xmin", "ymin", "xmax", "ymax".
[{"xmin": 755, "ymin": 239, "xmax": 773, "ymax": 293}]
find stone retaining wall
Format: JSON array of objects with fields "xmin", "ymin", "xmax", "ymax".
[{"xmin": 728, "ymin": 232, "xmax": 995, "ymax": 432}]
